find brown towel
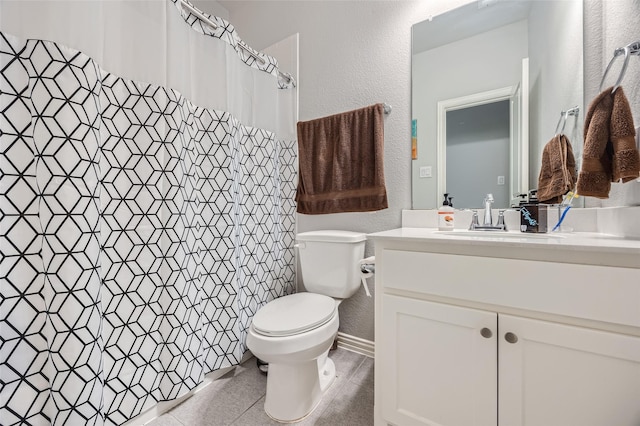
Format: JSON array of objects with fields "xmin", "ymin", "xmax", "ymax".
[
  {"xmin": 537, "ymin": 134, "xmax": 576, "ymax": 204},
  {"xmin": 576, "ymin": 86, "xmax": 640, "ymax": 198},
  {"xmin": 295, "ymin": 104, "xmax": 388, "ymax": 214}
]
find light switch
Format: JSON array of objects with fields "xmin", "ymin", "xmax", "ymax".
[
  {"xmin": 497, "ymin": 176, "xmax": 505, "ymax": 185},
  {"xmin": 419, "ymin": 166, "xmax": 432, "ymax": 178}
]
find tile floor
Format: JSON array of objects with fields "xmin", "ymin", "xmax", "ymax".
[{"xmin": 147, "ymin": 348, "xmax": 374, "ymax": 426}]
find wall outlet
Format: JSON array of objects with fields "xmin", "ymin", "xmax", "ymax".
[
  {"xmin": 497, "ymin": 175, "xmax": 505, "ymax": 185},
  {"xmin": 420, "ymin": 166, "xmax": 432, "ymax": 178}
]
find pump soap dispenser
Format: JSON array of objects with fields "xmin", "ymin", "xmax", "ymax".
[{"xmin": 438, "ymin": 193, "xmax": 455, "ymax": 231}]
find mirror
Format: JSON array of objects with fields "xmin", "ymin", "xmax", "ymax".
[{"xmin": 412, "ymin": 0, "xmax": 583, "ymax": 209}]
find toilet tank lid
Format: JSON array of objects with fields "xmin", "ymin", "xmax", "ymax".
[{"xmin": 296, "ymin": 230, "xmax": 366, "ymax": 243}]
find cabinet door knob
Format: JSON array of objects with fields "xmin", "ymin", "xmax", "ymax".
[
  {"xmin": 504, "ymin": 332, "xmax": 518, "ymax": 344},
  {"xmin": 480, "ymin": 327, "xmax": 493, "ymax": 338}
]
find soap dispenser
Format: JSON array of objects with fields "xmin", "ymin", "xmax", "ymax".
[{"xmin": 438, "ymin": 193, "xmax": 455, "ymax": 231}]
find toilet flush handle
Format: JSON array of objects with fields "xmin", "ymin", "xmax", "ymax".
[{"xmin": 294, "ymin": 242, "xmax": 306, "ymax": 249}]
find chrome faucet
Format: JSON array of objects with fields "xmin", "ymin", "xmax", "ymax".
[{"xmin": 468, "ymin": 193, "xmax": 507, "ymax": 231}]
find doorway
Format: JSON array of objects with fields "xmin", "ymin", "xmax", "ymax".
[{"xmin": 446, "ymin": 100, "xmax": 510, "ymax": 208}]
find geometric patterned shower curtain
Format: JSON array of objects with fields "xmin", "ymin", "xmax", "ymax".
[{"xmin": 0, "ymin": 31, "xmax": 296, "ymax": 425}]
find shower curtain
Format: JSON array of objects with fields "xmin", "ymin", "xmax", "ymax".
[{"xmin": 0, "ymin": 1, "xmax": 297, "ymax": 425}]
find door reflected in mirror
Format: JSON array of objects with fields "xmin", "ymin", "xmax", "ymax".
[
  {"xmin": 438, "ymin": 81, "xmax": 528, "ymax": 209},
  {"xmin": 446, "ymin": 100, "xmax": 510, "ymax": 208},
  {"xmin": 411, "ymin": 0, "xmax": 583, "ymax": 210}
]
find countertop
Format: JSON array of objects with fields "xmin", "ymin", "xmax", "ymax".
[{"xmin": 367, "ymin": 228, "xmax": 640, "ymax": 267}]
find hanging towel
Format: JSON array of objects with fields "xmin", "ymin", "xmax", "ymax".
[
  {"xmin": 576, "ymin": 86, "xmax": 640, "ymax": 198},
  {"xmin": 295, "ymin": 103, "xmax": 388, "ymax": 214},
  {"xmin": 537, "ymin": 134, "xmax": 577, "ymax": 204}
]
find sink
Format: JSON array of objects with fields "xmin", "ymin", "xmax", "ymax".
[{"xmin": 435, "ymin": 230, "xmax": 567, "ymax": 239}]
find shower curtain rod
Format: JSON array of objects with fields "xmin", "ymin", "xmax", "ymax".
[{"xmin": 178, "ymin": 0, "xmax": 293, "ymax": 84}]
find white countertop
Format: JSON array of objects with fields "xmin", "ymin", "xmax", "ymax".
[{"xmin": 368, "ymin": 228, "xmax": 640, "ymax": 265}]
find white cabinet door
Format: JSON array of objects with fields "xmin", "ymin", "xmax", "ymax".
[
  {"xmin": 499, "ymin": 314, "xmax": 640, "ymax": 426},
  {"xmin": 380, "ymin": 295, "xmax": 497, "ymax": 426}
]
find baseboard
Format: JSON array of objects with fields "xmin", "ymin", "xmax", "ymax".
[{"xmin": 336, "ymin": 332, "xmax": 374, "ymax": 358}]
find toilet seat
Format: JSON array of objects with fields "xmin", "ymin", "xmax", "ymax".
[{"xmin": 252, "ymin": 293, "xmax": 337, "ymax": 337}]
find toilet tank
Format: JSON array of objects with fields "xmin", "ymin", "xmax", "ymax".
[{"xmin": 296, "ymin": 230, "xmax": 366, "ymax": 299}]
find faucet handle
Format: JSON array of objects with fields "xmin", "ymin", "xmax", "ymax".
[
  {"xmin": 496, "ymin": 210, "xmax": 507, "ymax": 231},
  {"xmin": 469, "ymin": 210, "xmax": 480, "ymax": 230}
]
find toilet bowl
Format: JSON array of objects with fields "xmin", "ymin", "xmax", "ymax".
[
  {"xmin": 246, "ymin": 230, "xmax": 366, "ymax": 423},
  {"xmin": 247, "ymin": 293, "xmax": 339, "ymax": 422}
]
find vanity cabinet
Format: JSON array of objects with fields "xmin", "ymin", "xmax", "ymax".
[
  {"xmin": 382, "ymin": 295, "xmax": 497, "ymax": 425},
  {"xmin": 498, "ymin": 314, "xmax": 640, "ymax": 426},
  {"xmin": 371, "ymin": 231, "xmax": 640, "ymax": 426}
]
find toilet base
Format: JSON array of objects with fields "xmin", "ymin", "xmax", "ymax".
[{"xmin": 264, "ymin": 353, "xmax": 336, "ymax": 423}]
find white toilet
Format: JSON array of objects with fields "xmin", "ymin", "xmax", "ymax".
[{"xmin": 246, "ymin": 230, "xmax": 366, "ymax": 423}]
